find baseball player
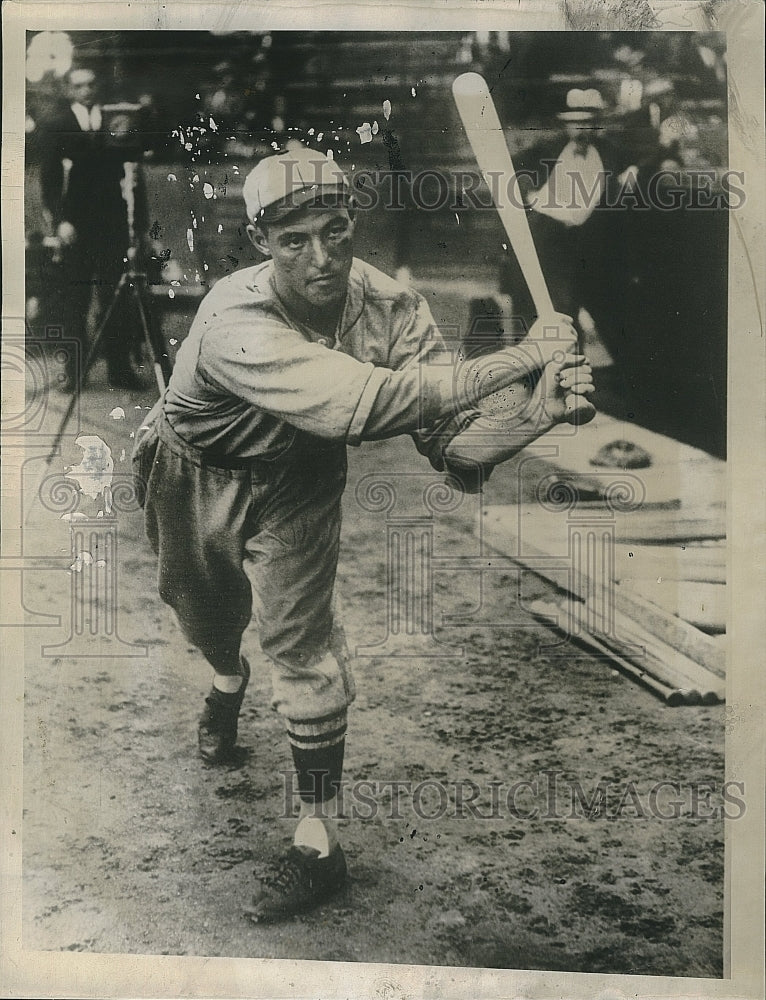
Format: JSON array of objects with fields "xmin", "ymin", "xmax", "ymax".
[{"xmin": 134, "ymin": 145, "xmax": 594, "ymax": 923}]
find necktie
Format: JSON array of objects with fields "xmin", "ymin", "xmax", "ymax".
[{"xmin": 81, "ymin": 106, "xmax": 100, "ymax": 131}]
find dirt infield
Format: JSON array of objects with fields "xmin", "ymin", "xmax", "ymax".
[{"xmin": 21, "ymin": 381, "xmax": 725, "ymax": 976}]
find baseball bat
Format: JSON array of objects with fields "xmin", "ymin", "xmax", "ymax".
[{"xmin": 452, "ymin": 71, "xmax": 596, "ymax": 424}]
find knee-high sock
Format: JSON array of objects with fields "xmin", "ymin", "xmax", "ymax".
[{"xmin": 287, "ymin": 709, "xmax": 347, "ymax": 804}]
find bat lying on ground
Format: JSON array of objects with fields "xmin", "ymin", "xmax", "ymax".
[{"xmin": 452, "ymin": 71, "xmax": 596, "ymax": 426}]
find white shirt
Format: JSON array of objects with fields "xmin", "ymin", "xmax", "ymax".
[
  {"xmin": 71, "ymin": 102, "xmax": 102, "ymax": 132},
  {"xmin": 529, "ymin": 140, "xmax": 605, "ymax": 227}
]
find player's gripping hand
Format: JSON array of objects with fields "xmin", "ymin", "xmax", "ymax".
[
  {"xmin": 532, "ymin": 353, "xmax": 596, "ymax": 426},
  {"xmin": 525, "ymin": 312, "xmax": 579, "ymax": 370}
]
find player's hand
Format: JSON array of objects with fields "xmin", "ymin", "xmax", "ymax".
[
  {"xmin": 56, "ymin": 221, "xmax": 77, "ymax": 247},
  {"xmin": 525, "ymin": 313, "xmax": 579, "ymax": 369},
  {"xmin": 532, "ymin": 353, "xmax": 595, "ymax": 426}
]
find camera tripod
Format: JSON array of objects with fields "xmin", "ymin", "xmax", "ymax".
[
  {"xmin": 46, "ymin": 159, "xmax": 173, "ymax": 465},
  {"xmin": 46, "ymin": 244, "xmax": 172, "ymax": 465}
]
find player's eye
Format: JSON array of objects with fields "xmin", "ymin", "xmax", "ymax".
[
  {"xmin": 326, "ymin": 222, "xmax": 349, "ymax": 240},
  {"xmin": 282, "ymin": 234, "xmax": 307, "ymax": 250}
]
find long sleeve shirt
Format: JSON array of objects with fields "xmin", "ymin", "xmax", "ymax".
[{"xmin": 164, "ymin": 258, "xmax": 491, "ymax": 472}]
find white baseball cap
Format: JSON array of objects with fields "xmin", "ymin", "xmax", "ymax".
[{"xmin": 243, "ymin": 146, "xmax": 349, "ymax": 224}]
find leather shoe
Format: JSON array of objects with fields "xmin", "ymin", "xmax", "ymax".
[{"xmin": 198, "ymin": 657, "xmax": 251, "ymax": 764}]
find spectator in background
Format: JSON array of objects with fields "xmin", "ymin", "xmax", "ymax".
[
  {"xmin": 499, "ymin": 88, "xmax": 638, "ymax": 352},
  {"xmin": 39, "ymin": 63, "xmax": 146, "ymax": 390}
]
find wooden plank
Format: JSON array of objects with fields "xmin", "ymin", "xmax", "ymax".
[
  {"xmin": 612, "ymin": 586, "xmax": 725, "ymax": 678},
  {"xmin": 600, "ymin": 606, "xmax": 724, "ymax": 702},
  {"xmin": 536, "ymin": 593, "xmax": 724, "ymax": 702},
  {"xmin": 493, "ymin": 502, "xmax": 725, "ymax": 552},
  {"xmin": 527, "ymin": 599, "xmax": 695, "ymax": 705},
  {"xmin": 513, "ymin": 411, "xmax": 725, "ymax": 510},
  {"xmin": 607, "ymin": 510, "xmax": 725, "ymax": 544},
  {"xmin": 613, "ymin": 542, "xmax": 726, "ymax": 585},
  {"xmin": 619, "ymin": 580, "xmax": 726, "ymax": 633},
  {"xmin": 480, "ymin": 504, "xmax": 726, "ymax": 677},
  {"xmin": 530, "ymin": 595, "xmax": 723, "ymax": 703}
]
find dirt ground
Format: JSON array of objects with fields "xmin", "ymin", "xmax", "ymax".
[{"xmin": 20, "ymin": 366, "xmax": 725, "ymax": 978}]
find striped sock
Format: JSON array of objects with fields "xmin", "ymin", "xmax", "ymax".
[{"xmin": 287, "ymin": 709, "xmax": 347, "ymax": 804}]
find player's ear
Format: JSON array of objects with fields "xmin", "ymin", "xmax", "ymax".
[{"xmin": 247, "ymin": 223, "xmax": 271, "ymax": 257}]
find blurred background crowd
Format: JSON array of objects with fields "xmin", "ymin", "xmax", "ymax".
[{"xmin": 24, "ymin": 30, "xmax": 728, "ymax": 454}]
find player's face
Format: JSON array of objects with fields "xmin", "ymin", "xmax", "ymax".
[{"xmin": 254, "ymin": 206, "xmax": 355, "ymax": 312}]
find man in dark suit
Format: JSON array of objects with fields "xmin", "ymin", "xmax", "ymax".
[
  {"xmin": 500, "ymin": 88, "xmax": 637, "ymax": 352},
  {"xmin": 39, "ymin": 64, "xmax": 145, "ymax": 390}
]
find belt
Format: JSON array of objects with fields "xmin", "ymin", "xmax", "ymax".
[
  {"xmin": 195, "ymin": 450, "xmax": 258, "ymax": 470},
  {"xmin": 160, "ymin": 411, "xmax": 261, "ymax": 470},
  {"xmin": 160, "ymin": 410, "xmax": 344, "ymax": 472}
]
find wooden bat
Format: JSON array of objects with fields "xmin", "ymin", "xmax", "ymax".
[{"xmin": 452, "ymin": 71, "xmax": 596, "ymax": 424}]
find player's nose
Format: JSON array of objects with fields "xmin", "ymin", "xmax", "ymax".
[{"xmin": 308, "ymin": 237, "xmax": 330, "ymax": 269}]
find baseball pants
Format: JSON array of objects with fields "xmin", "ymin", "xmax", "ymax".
[{"xmin": 140, "ymin": 410, "xmax": 356, "ymax": 727}]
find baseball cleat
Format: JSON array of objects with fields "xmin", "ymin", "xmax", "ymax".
[
  {"xmin": 197, "ymin": 657, "xmax": 251, "ymax": 764},
  {"xmin": 245, "ymin": 844, "xmax": 347, "ymax": 923}
]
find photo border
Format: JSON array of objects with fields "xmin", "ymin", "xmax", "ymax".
[{"xmin": 2, "ymin": 2, "xmax": 764, "ymax": 998}]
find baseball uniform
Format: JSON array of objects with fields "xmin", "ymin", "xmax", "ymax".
[{"xmin": 138, "ymin": 255, "xmax": 485, "ymax": 737}]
